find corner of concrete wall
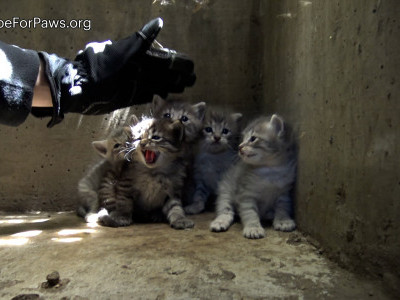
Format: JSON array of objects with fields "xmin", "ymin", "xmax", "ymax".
[{"xmin": 261, "ymin": 0, "xmax": 400, "ymax": 292}]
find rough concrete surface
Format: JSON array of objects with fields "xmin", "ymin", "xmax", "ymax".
[
  {"xmin": 260, "ymin": 0, "xmax": 400, "ymax": 292},
  {"xmin": 0, "ymin": 212, "xmax": 394, "ymax": 300}
]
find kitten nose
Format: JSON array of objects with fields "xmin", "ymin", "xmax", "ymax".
[
  {"xmin": 214, "ymin": 136, "xmax": 221, "ymax": 142},
  {"xmin": 238, "ymin": 145, "xmax": 244, "ymax": 154}
]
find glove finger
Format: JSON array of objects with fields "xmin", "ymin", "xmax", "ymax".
[
  {"xmin": 137, "ymin": 18, "xmax": 163, "ymax": 49},
  {"xmin": 144, "ymin": 47, "xmax": 195, "ymax": 75},
  {"xmin": 74, "ymin": 18, "xmax": 163, "ymax": 83}
]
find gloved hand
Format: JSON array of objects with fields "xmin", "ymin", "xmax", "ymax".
[{"xmin": 38, "ymin": 18, "xmax": 196, "ymax": 127}]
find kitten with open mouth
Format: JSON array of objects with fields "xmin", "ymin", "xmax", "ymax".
[
  {"xmin": 136, "ymin": 118, "xmax": 185, "ymax": 169},
  {"xmin": 124, "ymin": 118, "xmax": 194, "ymax": 229},
  {"xmin": 142, "ymin": 149, "xmax": 159, "ymax": 165}
]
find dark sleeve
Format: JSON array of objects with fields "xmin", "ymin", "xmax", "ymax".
[{"xmin": 0, "ymin": 40, "xmax": 40, "ymax": 127}]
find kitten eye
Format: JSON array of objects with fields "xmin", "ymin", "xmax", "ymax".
[
  {"xmin": 249, "ymin": 136, "xmax": 257, "ymax": 142},
  {"xmin": 222, "ymin": 128, "xmax": 229, "ymax": 135},
  {"xmin": 152, "ymin": 135, "xmax": 161, "ymax": 140},
  {"xmin": 205, "ymin": 127, "xmax": 213, "ymax": 133},
  {"xmin": 163, "ymin": 113, "xmax": 171, "ymax": 119},
  {"xmin": 181, "ymin": 116, "xmax": 189, "ymax": 122},
  {"xmin": 113, "ymin": 143, "xmax": 121, "ymax": 149}
]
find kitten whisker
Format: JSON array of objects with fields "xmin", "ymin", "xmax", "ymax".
[{"xmin": 123, "ymin": 147, "xmax": 137, "ymax": 162}]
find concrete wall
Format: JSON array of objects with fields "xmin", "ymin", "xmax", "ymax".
[
  {"xmin": 260, "ymin": 0, "xmax": 400, "ymax": 291},
  {"xmin": 0, "ymin": 0, "xmax": 398, "ymax": 291},
  {"xmin": 0, "ymin": 0, "xmax": 261, "ymax": 212}
]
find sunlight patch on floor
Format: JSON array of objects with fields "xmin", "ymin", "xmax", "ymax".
[
  {"xmin": 12, "ymin": 230, "xmax": 42, "ymax": 238},
  {"xmin": 51, "ymin": 237, "xmax": 83, "ymax": 243},
  {"xmin": 0, "ymin": 237, "xmax": 29, "ymax": 246}
]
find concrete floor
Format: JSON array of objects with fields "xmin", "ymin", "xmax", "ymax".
[{"xmin": 0, "ymin": 212, "xmax": 394, "ymax": 300}]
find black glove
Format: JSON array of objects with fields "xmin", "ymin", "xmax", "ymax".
[{"xmin": 38, "ymin": 18, "xmax": 196, "ymax": 127}]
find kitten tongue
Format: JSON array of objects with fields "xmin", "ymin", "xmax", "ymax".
[{"xmin": 145, "ymin": 150, "xmax": 156, "ymax": 164}]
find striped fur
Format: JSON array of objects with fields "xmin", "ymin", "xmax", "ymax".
[
  {"xmin": 210, "ymin": 114, "xmax": 297, "ymax": 239},
  {"xmin": 152, "ymin": 96, "xmax": 206, "ymax": 207},
  {"xmin": 185, "ymin": 108, "xmax": 242, "ymax": 215},
  {"xmin": 123, "ymin": 118, "xmax": 194, "ymax": 229},
  {"xmin": 77, "ymin": 126, "xmax": 132, "ymax": 224},
  {"xmin": 96, "ymin": 115, "xmax": 154, "ymax": 227},
  {"xmin": 152, "ymin": 96, "xmax": 206, "ymax": 144}
]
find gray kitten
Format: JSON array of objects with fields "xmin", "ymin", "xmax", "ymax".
[
  {"xmin": 124, "ymin": 118, "xmax": 194, "ymax": 229},
  {"xmin": 210, "ymin": 114, "xmax": 297, "ymax": 239},
  {"xmin": 76, "ymin": 125, "xmax": 132, "ymax": 223},
  {"xmin": 184, "ymin": 109, "xmax": 242, "ymax": 215},
  {"xmin": 152, "ymin": 95, "xmax": 206, "ymax": 205},
  {"xmin": 152, "ymin": 95, "xmax": 206, "ymax": 144}
]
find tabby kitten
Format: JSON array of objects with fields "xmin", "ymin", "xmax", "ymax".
[
  {"xmin": 76, "ymin": 124, "xmax": 133, "ymax": 224},
  {"xmin": 96, "ymin": 115, "xmax": 154, "ymax": 227},
  {"xmin": 152, "ymin": 95, "xmax": 206, "ymax": 144},
  {"xmin": 184, "ymin": 109, "xmax": 242, "ymax": 215},
  {"xmin": 152, "ymin": 95, "xmax": 206, "ymax": 206},
  {"xmin": 210, "ymin": 114, "xmax": 297, "ymax": 239},
  {"xmin": 124, "ymin": 118, "xmax": 194, "ymax": 229}
]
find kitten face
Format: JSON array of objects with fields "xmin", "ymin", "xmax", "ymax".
[
  {"xmin": 92, "ymin": 128, "xmax": 130, "ymax": 163},
  {"xmin": 152, "ymin": 96, "xmax": 206, "ymax": 143},
  {"xmin": 137, "ymin": 119, "xmax": 184, "ymax": 169},
  {"xmin": 125, "ymin": 115, "xmax": 154, "ymax": 153},
  {"xmin": 239, "ymin": 114, "xmax": 289, "ymax": 166},
  {"xmin": 201, "ymin": 110, "xmax": 242, "ymax": 154}
]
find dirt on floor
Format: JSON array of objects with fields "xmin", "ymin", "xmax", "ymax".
[{"xmin": 0, "ymin": 212, "xmax": 395, "ymax": 299}]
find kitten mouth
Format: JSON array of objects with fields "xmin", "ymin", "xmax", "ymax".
[{"xmin": 143, "ymin": 150, "xmax": 158, "ymax": 164}]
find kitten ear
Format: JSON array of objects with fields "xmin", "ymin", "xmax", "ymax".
[
  {"xmin": 92, "ymin": 140, "xmax": 108, "ymax": 158},
  {"xmin": 123, "ymin": 126, "xmax": 133, "ymax": 139},
  {"xmin": 192, "ymin": 102, "xmax": 206, "ymax": 120},
  {"xmin": 231, "ymin": 113, "xmax": 243, "ymax": 123},
  {"xmin": 170, "ymin": 120, "xmax": 185, "ymax": 143},
  {"xmin": 152, "ymin": 95, "xmax": 165, "ymax": 112},
  {"xmin": 127, "ymin": 114, "xmax": 139, "ymax": 126},
  {"xmin": 269, "ymin": 114, "xmax": 285, "ymax": 138}
]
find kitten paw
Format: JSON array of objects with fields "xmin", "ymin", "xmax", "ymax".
[
  {"xmin": 171, "ymin": 217, "xmax": 194, "ymax": 230},
  {"xmin": 210, "ymin": 219, "xmax": 231, "ymax": 232},
  {"xmin": 273, "ymin": 219, "xmax": 296, "ymax": 232},
  {"xmin": 184, "ymin": 202, "xmax": 205, "ymax": 215},
  {"xmin": 84, "ymin": 212, "xmax": 99, "ymax": 224},
  {"xmin": 243, "ymin": 226, "xmax": 265, "ymax": 239},
  {"xmin": 99, "ymin": 215, "xmax": 132, "ymax": 227}
]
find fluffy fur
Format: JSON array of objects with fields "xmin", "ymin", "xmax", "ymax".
[
  {"xmin": 152, "ymin": 96, "xmax": 206, "ymax": 144},
  {"xmin": 185, "ymin": 109, "xmax": 242, "ymax": 214},
  {"xmin": 152, "ymin": 95, "xmax": 206, "ymax": 206},
  {"xmin": 76, "ymin": 125, "xmax": 132, "ymax": 223},
  {"xmin": 122, "ymin": 118, "xmax": 194, "ymax": 229},
  {"xmin": 210, "ymin": 114, "xmax": 297, "ymax": 239},
  {"xmin": 96, "ymin": 115, "xmax": 155, "ymax": 227}
]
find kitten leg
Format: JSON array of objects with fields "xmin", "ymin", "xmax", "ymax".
[
  {"xmin": 184, "ymin": 181, "xmax": 209, "ymax": 215},
  {"xmin": 239, "ymin": 200, "xmax": 265, "ymax": 239},
  {"xmin": 98, "ymin": 196, "xmax": 133, "ymax": 227},
  {"xmin": 99, "ymin": 212, "xmax": 132, "ymax": 227},
  {"xmin": 163, "ymin": 197, "xmax": 194, "ymax": 230},
  {"xmin": 210, "ymin": 194, "xmax": 234, "ymax": 232},
  {"xmin": 273, "ymin": 195, "xmax": 296, "ymax": 232},
  {"xmin": 77, "ymin": 189, "xmax": 100, "ymax": 221}
]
